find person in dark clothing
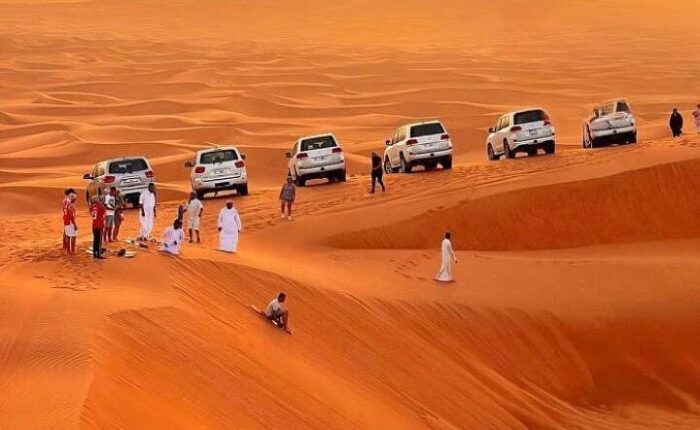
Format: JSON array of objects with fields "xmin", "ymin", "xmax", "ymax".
[
  {"xmin": 670, "ymin": 108, "xmax": 684, "ymax": 137},
  {"xmin": 370, "ymin": 152, "xmax": 385, "ymax": 194},
  {"xmin": 89, "ymin": 196, "xmax": 106, "ymax": 259}
]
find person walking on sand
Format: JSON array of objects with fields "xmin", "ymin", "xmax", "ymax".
[
  {"xmin": 160, "ymin": 219, "xmax": 185, "ymax": 256},
  {"xmin": 63, "ymin": 192, "xmax": 78, "ymax": 255},
  {"xmin": 670, "ymin": 108, "xmax": 684, "ymax": 138},
  {"xmin": 89, "ymin": 195, "xmax": 106, "ymax": 259},
  {"xmin": 103, "ymin": 187, "xmax": 117, "ymax": 243},
  {"xmin": 218, "ymin": 200, "xmax": 242, "ymax": 253},
  {"xmin": 265, "ymin": 292, "xmax": 291, "ymax": 333},
  {"xmin": 435, "ymin": 232, "xmax": 457, "ymax": 282},
  {"xmin": 370, "ymin": 152, "xmax": 385, "ymax": 194},
  {"xmin": 693, "ymin": 103, "xmax": 700, "ymax": 134},
  {"xmin": 138, "ymin": 183, "xmax": 157, "ymax": 241},
  {"xmin": 279, "ymin": 177, "xmax": 296, "ymax": 220},
  {"xmin": 112, "ymin": 188, "xmax": 125, "ymax": 241},
  {"xmin": 185, "ymin": 191, "xmax": 203, "ymax": 243}
]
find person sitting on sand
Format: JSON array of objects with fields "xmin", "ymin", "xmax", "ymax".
[
  {"xmin": 265, "ymin": 292, "xmax": 291, "ymax": 332},
  {"xmin": 160, "ymin": 219, "xmax": 185, "ymax": 256},
  {"xmin": 279, "ymin": 177, "xmax": 296, "ymax": 220},
  {"xmin": 435, "ymin": 231, "xmax": 457, "ymax": 282}
]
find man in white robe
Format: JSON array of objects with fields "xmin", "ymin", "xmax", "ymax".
[
  {"xmin": 435, "ymin": 232, "xmax": 457, "ymax": 282},
  {"xmin": 218, "ymin": 200, "xmax": 242, "ymax": 253},
  {"xmin": 139, "ymin": 183, "xmax": 157, "ymax": 240},
  {"xmin": 160, "ymin": 219, "xmax": 185, "ymax": 255}
]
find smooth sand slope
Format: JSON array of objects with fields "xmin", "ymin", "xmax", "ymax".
[{"xmin": 1, "ymin": 1, "xmax": 700, "ymax": 429}]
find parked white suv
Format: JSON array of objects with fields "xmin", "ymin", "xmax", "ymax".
[
  {"xmin": 583, "ymin": 99, "xmax": 637, "ymax": 148},
  {"xmin": 286, "ymin": 133, "xmax": 346, "ymax": 186},
  {"xmin": 486, "ymin": 109, "xmax": 556, "ymax": 160},
  {"xmin": 83, "ymin": 156, "xmax": 155, "ymax": 206},
  {"xmin": 186, "ymin": 146, "xmax": 248, "ymax": 199},
  {"xmin": 383, "ymin": 120, "xmax": 452, "ymax": 173}
]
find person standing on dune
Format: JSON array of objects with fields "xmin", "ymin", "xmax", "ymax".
[
  {"xmin": 279, "ymin": 177, "xmax": 296, "ymax": 220},
  {"xmin": 435, "ymin": 232, "xmax": 457, "ymax": 283},
  {"xmin": 693, "ymin": 103, "xmax": 700, "ymax": 134},
  {"xmin": 112, "ymin": 188, "xmax": 125, "ymax": 241},
  {"xmin": 218, "ymin": 200, "xmax": 242, "ymax": 253},
  {"xmin": 370, "ymin": 152, "xmax": 385, "ymax": 194},
  {"xmin": 62, "ymin": 187, "xmax": 76, "ymax": 252},
  {"xmin": 63, "ymin": 191, "xmax": 78, "ymax": 255},
  {"xmin": 670, "ymin": 108, "xmax": 684, "ymax": 138},
  {"xmin": 138, "ymin": 183, "xmax": 157, "ymax": 241},
  {"xmin": 89, "ymin": 195, "xmax": 106, "ymax": 259},
  {"xmin": 185, "ymin": 191, "xmax": 204, "ymax": 243},
  {"xmin": 103, "ymin": 187, "xmax": 116, "ymax": 243}
]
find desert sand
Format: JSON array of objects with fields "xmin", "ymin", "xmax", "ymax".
[{"xmin": 1, "ymin": 0, "xmax": 700, "ymax": 429}]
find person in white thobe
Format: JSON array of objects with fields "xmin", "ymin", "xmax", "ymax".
[
  {"xmin": 218, "ymin": 200, "xmax": 242, "ymax": 253},
  {"xmin": 435, "ymin": 232, "xmax": 457, "ymax": 282},
  {"xmin": 160, "ymin": 220, "xmax": 185, "ymax": 255},
  {"xmin": 139, "ymin": 183, "xmax": 157, "ymax": 240}
]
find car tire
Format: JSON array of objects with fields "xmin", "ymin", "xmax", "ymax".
[
  {"xmin": 196, "ymin": 190, "xmax": 206, "ymax": 200},
  {"xmin": 384, "ymin": 158, "xmax": 393, "ymax": 174},
  {"xmin": 425, "ymin": 161, "xmax": 437, "ymax": 171},
  {"xmin": 237, "ymin": 184, "xmax": 249, "ymax": 196},
  {"xmin": 441, "ymin": 156, "xmax": 452, "ymax": 170},
  {"xmin": 295, "ymin": 176, "xmax": 306, "ymax": 187},
  {"xmin": 487, "ymin": 144, "xmax": 499, "ymax": 161},
  {"xmin": 544, "ymin": 141, "xmax": 556, "ymax": 154},
  {"xmin": 629, "ymin": 133, "xmax": 637, "ymax": 144},
  {"xmin": 400, "ymin": 154, "xmax": 413, "ymax": 173},
  {"xmin": 504, "ymin": 141, "xmax": 515, "ymax": 159},
  {"xmin": 337, "ymin": 170, "xmax": 347, "ymax": 182},
  {"xmin": 527, "ymin": 147, "xmax": 538, "ymax": 157}
]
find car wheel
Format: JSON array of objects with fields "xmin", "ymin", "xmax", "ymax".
[
  {"xmin": 544, "ymin": 142, "xmax": 556, "ymax": 154},
  {"xmin": 629, "ymin": 133, "xmax": 637, "ymax": 144},
  {"xmin": 527, "ymin": 147, "xmax": 538, "ymax": 157},
  {"xmin": 441, "ymin": 156, "xmax": 452, "ymax": 170},
  {"xmin": 400, "ymin": 154, "xmax": 413, "ymax": 173},
  {"xmin": 425, "ymin": 161, "xmax": 437, "ymax": 170},
  {"xmin": 487, "ymin": 144, "xmax": 499, "ymax": 161},
  {"xmin": 384, "ymin": 158, "xmax": 393, "ymax": 174},
  {"xmin": 196, "ymin": 190, "xmax": 206, "ymax": 200},
  {"xmin": 237, "ymin": 184, "xmax": 249, "ymax": 196},
  {"xmin": 337, "ymin": 170, "xmax": 347, "ymax": 182},
  {"xmin": 504, "ymin": 141, "xmax": 515, "ymax": 159}
]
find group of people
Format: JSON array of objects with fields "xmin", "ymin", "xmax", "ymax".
[{"xmin": 669, "ymin": 103, "xmax": 700, "ymax": 138}]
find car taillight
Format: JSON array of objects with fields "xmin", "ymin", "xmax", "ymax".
[
  {"xmin": 104, "ymin": 175, "xmax": 116, "ymax": 184},
  {"xmin": 234, "ymin": 161, "xmax": 245, "ymax": 168},
  {"xmin": 297, "ymin": 153, "xmax": 308, "ymax": 159},
  {"xmin": 441, "ymin": 134, "xmax": 450, "ymax": 140},
  {"xmin": 195, "ymin": 166, "xmax": 205, "ymax": 174},
  {"xmin": 332, "ymin": 147, "xmax": 342, "ymax": 153},
  {"xmin": 145, "ymin": 170, "xmax": 155, "ymax": 178},
  {"xmin": 406, "ymin": 139, "xmax": 418, "ymax": 145},
  {"xmin": 543, "ymin": 120, "xmax": 552, "ymax": 126},
  {"xmin": 510, "ymin": 126, "xmax": 522, "ymax": 132}
]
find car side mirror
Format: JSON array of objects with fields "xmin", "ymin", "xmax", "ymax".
[
  {"xmin": 385, "ymin": 139, "xmax": 391, "ymax": 146},
  {"xmin": 241, "ymin": 154, "xmax": 247, "ymax": 160},
  {"xmin": 83, "ymin": 173, "xmax": 92, "ymax": 180},
  {"xmin": 285, "ymin": 152, "xmax": 292, "ymax": 159},
  {"xmin": 184, "ymin": 161, "xmax": 194, "ymax": 168}
]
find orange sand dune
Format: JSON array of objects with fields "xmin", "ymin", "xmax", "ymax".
[{"xmin": 1, "ymin": 0, "xmax": 700, "ymax": 429}]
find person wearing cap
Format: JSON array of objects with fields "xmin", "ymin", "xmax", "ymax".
[
  {"xmin": 218, "ymin": 200, "xmax": 242, "ymax": 253},
  {"xmin": 62, "ymin": 191, "xmax": 78, "ymax": 255},
  {"xmin": 160, "ymin": 219, "xmax": 185, "ymax": 256},
  {"xmin": 435, "ymin": 231, "xmax": 457, "ymax": 282},
  {"xmin": 264, "ymin": 292, "xmax": 291, "ymax": 332}
]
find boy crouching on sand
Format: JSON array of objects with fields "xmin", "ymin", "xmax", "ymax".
[{"xmin": 265, "ymin": 292, "xmax": 291, "ymax": 332}]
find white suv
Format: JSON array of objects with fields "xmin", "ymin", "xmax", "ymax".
[
  {"xmin": 286, "ymin": 133, "xmax": 346, "ymax": 186},
  {"xmin": 583, "ymin": 99, "xmax": 637, "ymax": 148},
  {"xmin": 83, "ymin": 156, "xmax": 155, "ymax": 206},
  {"xmin": 486, "ymin": 109, "xmax": 556, "ymax": 160},
  {"xmin": 383, "ymin": 120, "xmax": 452, "ymax": 173},
  {"xmin": 186, "ymin": 146, "xmax": 248, "ymax": 199}
]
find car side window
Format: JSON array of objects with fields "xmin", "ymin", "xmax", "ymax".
[
  {"xmin": 398, "ymin": 128, "xmax": 406, "ymax": 142},
  {"xmin": 92, "ymin": 165, "xmax": 99, "ymax": 178},
  {"xmin": 97, "ymin": 164, "xmax": 105, "ymax": 177},
  {"xmin": 496, "ymin": 117, "xmax": 504, "ymax": 131}
]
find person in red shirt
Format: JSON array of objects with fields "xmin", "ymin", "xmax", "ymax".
[
  {"xmin": 63, "ymin": 191, "xmax": 78, "ymax": 255},
  {"xmin": 89, "ymin": 195, "xmax": 107, "ymax": 259}
]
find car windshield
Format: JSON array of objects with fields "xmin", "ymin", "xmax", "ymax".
[
  {"xmin": 616, "ymin": 101, "xmax": 630, "ymax": 112},
  {"xmin": 514, "ymin": 110, "xmax": 547, "ymax": 125},
  {"xmin": 410, "ymin": 122, "xmax": 445, "ymax": 137},
  {"xmin": 300, "ymin": 135, "xmax": 336, "ymax": 151},
  {"xmin": 200, "ymin": 150, "xmax": 238, "ymax": 164},
  {"xmin": 108, "ymin": 158, "xmax": 148, "ymax": 174}
]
